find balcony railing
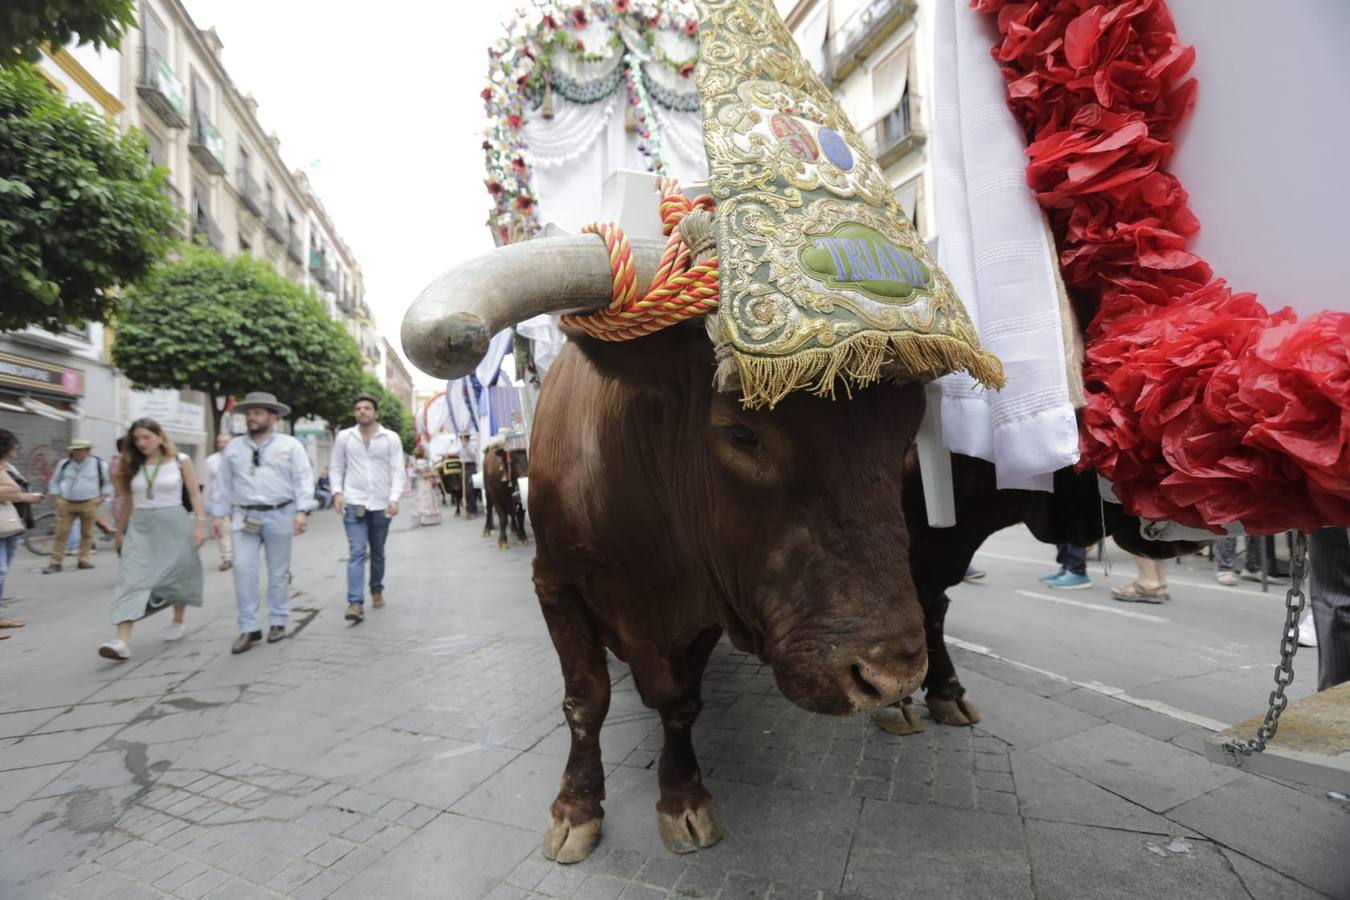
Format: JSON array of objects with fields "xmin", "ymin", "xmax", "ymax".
[
  {"xmin": 236, "ymin": 169, "xmax": 263, "ymax": 217},
  {"xmin": 189, "ymin": 112, "xmax": 226, "ymax": 175},
  {"xmin": 136, "ymin": 48, "xmax": 187, "ymax": 129},
  {"xmin": 192, "ymin": 208, "xmax": 224, "ymax": 251},
  {"xmin": 309, "ymin": 250, "xmax": 336, "ymax": 289},
  {"xmin": 336, "ymin": 290, "xmax": 355, "ymax": 313},
  {"xmin": 826, "ymin": 0, "xmax": 918, "ymax": 86},
  {"xmin": 869, "ymin": 87, "xmax": 926, "ymax": 168},
  {"xmin": 264, "ymin": 207, "xmax": 285, "ymax": 242},
  {"xmin": 287, "ymin": 233, "xmax": 305, "ymax": 265}
]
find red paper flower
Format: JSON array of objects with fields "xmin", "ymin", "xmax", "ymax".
[
  {"xmin": 506, "ymin": 114, "xmax": 523, "ymax": 130},
  {"xmin": 511, "ymin": 156, "xmax": 527, "ymax": 173},
  {"xmin": 514, "ymin": 194, "xmax": 535, "ymax": 211},
  {"xmin": 480, "ymin": 87, "xmax": 493, "ymax": 102},
  {"xmin": 543, "ymin": 14, "xmax": 558, "ymax": 30},
  {"xmin": 486, "ymin": 179, "xmax": 504, "ymax": 196},
  {"xmin": 481, "ymin": 140, "xmax": 492, "ymax": 151},
  {"xmin": 615, "ymin": 0, "xmax": 632, "ymax": 13},
  {"xmin": 570, "ymin": 8, "xmax": 588, "ymax": 28},
  {"xmin": 679, "ymin": 62, "xmax": 695, "ymax": 78},
  {"xmin": 683, "ymin": 19, "xmax": 698, "ymax": 37}
]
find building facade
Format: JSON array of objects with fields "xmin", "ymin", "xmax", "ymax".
[
  {"xmin": 382, "ymin": 339, "xmax": 415, "ymax": 413},
  {"xmin": 15, "ymin": 0, "xmax": 373, "ymax": 473},
  {"xmin": 785, "ymin": 0, "xmax": 932, "ymax": 235}
]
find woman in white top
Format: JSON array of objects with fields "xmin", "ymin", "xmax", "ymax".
[{"xmin": 100, "ymin": 418, "xmax": 207, "ymax": 660}]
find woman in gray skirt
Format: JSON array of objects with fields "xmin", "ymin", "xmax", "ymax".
[{"xmin": 99, "ymin": 418, "xmax": 207, "ymax": 660}]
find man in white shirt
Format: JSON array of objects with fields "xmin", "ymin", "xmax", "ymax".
[
  {"xmin": 203, "ymin": 433, "xmax": 233, "ymax": 571},
  {"xmin": 459, "ymin": 433, "xmax": 480, "ymax": 516},
  {"xmin": 330, "ymin": 393, "xmax": 404, "ymax": 623}
]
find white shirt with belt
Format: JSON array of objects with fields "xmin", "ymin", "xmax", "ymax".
[
  {"xmin": 206, "ymin": 433, "xmax": 316, "ymax": 520},
  {"xmin": 329, "ymin": 425, "xmax": 405, "ymax": 510}
]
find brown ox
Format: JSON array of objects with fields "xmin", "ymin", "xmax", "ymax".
[
  {"xmin": 482, "ymin": 446, "xmax": 528, "ymax": 549},
  {"xmin": 402, "ymin": 234, "xmax": 935, "ymax": 862}
]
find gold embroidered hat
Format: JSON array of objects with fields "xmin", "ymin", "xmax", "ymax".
[{"xmin": 694, "ymin": 0, "xmax": 1004, "ymax": 408}]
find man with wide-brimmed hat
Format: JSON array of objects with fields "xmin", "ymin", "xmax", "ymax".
[
  {"xmin": 207, "ymin": 392, "xmax": 316, "ymax": 654},
  {"xmin": 44, "ymin": 438, "xmax": 111, "ymax": 574}
]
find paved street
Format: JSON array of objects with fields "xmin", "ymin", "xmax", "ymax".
[{"xmin": 0, "ymin": 510, "xmax": 1347, "ymax": 899}]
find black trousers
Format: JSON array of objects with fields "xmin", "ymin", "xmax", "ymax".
[{"xmin": 1310, "ymin": 527, "xmax": 1350, "ymax": 691}]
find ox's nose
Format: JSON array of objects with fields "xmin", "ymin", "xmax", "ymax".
[{"xmin": 842, "ymin": 642, "xmax": 927, "ymax": 712}]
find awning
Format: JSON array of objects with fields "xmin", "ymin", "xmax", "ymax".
[{"xmin": 21, "ymin": 397, "xmax": 80, "ymax": 421}]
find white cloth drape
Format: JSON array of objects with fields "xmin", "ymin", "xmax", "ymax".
[{"xmin": 933, "ymin": 0, "xmax": 1080, "ymax": 492}]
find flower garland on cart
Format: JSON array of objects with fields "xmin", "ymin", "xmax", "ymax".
[
  {"xmin": 482, "ymin": 0, "xmax": 701, "ymax": 245},
  {"xmin": 974, "ymin": 0, "xmax": 1350, "ymax": 535}
]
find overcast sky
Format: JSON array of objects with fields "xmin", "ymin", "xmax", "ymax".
[{"xmin": 184, "ymin": 0, "xmax": 513, "ymax": 389}]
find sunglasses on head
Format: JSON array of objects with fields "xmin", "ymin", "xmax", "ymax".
[{"xmin": 252, "ymin": 448, "xmax": 261, "ymax": 467}]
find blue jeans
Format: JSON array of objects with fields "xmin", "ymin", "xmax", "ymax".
[
  {"xmin": 232, "ymin": 508, "xmax": 293, "ymax": 632},
  {"xmin": 1056, "ymin": 543, "xmax": 1087, "ymax": 577},
  {"xmin": 343, "ymin": 507, "xmax": 390, "ymax": 604},
  {"xmin": 0, "ymin": 533, "xmax": 20, "ymax": 611}
]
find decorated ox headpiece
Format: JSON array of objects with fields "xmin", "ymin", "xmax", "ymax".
[{"xmin": 404, "ymin": 0, "xmax": 1004, "ymax": 409}]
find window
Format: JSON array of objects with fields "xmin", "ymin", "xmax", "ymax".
[
  {"xmin": 240, "ymin": 236, "xmax": 251, "ymax": 255},
  {"xmin": 238, "ymin": 144, "xmax": 250, "ymax": 185},
  {"xmin": 286, "ymin": 211, "xmax": 297, "ymax": 240},
  {"xmin": 265, "ymin": 182, "xmax": 275, "ymax": 212},
  {"xmin": 191, "ymin": 72, "xmax": 210, "ymax": 124},
  {"xmin": 142, "ymin": 7, "xmax": 168, "ymax": 66},
  {"xmin": 192, "ymin": 178, "xmax": 210, "ymax": 218},
  {"xmin": 145, "ymin": 129, "xmax": 166, "ymax": 168}
]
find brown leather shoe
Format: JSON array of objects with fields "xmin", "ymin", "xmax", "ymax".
[
  {"xmin": 371, "ymin": 592, "xmax": 384, "ymax": 609},
  {"xmin": 267, "ymin": 625, "xmax": 286, "ymax": 643},
  {"xmin": 345, "ymin": 603, "xmax": 364, "ymax": 623},
  {"xmin": 77, "ymin": 562, "xmax": 95, "ymax": 570},
  {"xmin": 231, "ymin": 631, "xmax": 262, "ymax": 654},
  {"xmin": 220, "ymin": 560, "xmax": 233, "ymax": 571}
]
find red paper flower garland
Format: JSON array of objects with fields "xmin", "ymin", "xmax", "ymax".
[{"xmin": 974, "ymin": 0, "xmax": 1350, "ymax": 534}]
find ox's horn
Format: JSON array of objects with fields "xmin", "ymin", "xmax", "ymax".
[{"xmin": 401, "ymin": 235, "xmax": 668, "ymax": 379}]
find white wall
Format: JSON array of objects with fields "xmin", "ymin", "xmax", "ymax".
[{"xmin": 1166, "ymin": 0, "xmax": 1350, "ymax": 316}]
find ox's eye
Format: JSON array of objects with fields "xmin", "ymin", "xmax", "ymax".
[{"xmin": 726, "ymin": 424, "xmax": 759, "ymax": 447}]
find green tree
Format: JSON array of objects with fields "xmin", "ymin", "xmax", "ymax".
[
  {"xmin": 329, "ymin": 373, "xmax": 416, "ymax": 454},
  {"xmin": 2, "ymin": 1, "xmax": 136, "ymax": 67},
  {"xmin": 0, "ymin": 64, "xmax": 176, "ymax": 331},
  {"xmin": 111, "ymin": 246, "xmax": 366, "ymax": 442}
]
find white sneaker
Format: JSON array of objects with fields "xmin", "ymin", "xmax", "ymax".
[
  {"xmin": 1215, "ymin": 571, "xmax": 1239, "ymax": 586},
  {"xmin": 98, "ymin": 639, "xmax": 130, "ymax": 660},
  {"xmin": 164, "ymin": 622, "xmax": 186, "ymax": 642}
]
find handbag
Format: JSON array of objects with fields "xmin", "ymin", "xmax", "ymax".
[{"xmin": 0, "ymin": 502, "xmax": 23, "ymax": 538}]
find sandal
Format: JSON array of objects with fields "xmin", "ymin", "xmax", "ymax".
[
  {"xmin": 0, "ymin": 617, "xmax": 24, "ymax": 629},
  {"xmin": 1112, "ymin": 582, "xmax": 1170, "ymax": 604}
]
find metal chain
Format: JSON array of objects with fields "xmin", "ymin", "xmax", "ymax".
[{"xmin": 1222, "ymin": 531, "xmax": 1308, "ymax": 764}]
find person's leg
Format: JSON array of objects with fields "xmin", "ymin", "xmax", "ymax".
[
  {"xmin": 1062, "ymin": 544, "xmax": 1087, "ymax": 577},
  {"xmin": 116, "ymin": 620, "xmax": 133, "ymax": 644},
  {"xmin": 261, "ymin": 511, "xmax": 294, "ymax": 630},
  {"xmin": 232, "ymin": 525, "xmax": 263, "ymax": 635},
  {"xmin": 367, "ymin": 510, "xmax": 390, "ymax": 597},
  {"xmin": 1214, "ymin": 536, "xmax": 1236, "ymax": 572},
  {"xmin": 343, "ymin": 507, "xmax": 369, "ymax": 605},
  {"xmin": 1135, "ymin": 556, "xmax": 1166, "ymax": 589},
  {"xmin": 171, "ymin": 604, "xmax": 185, "ymax": 624},
  {"xmin": 1310, "ymin": 527, "xmax": 1350, "ymax": 691},
  {"xmin": 76, "ymin": 499, "xmax": 98, "ymax": 565},
  {"xmin": 49, "ymin": 499, "xmax": 74, "ymax": 568},
  {"xmin": 0, "ymin": 534, "xmax": 20, "ymax": 624},
  {"xmin": 466, "ymin": 464, "xmax": 478, "ymax": 513}
]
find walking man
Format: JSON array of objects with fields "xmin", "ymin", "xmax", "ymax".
[
  {"xmin": 330, "ymin": 393, "xmax": 403, "ymax": 623},
  {"xmin": 204, "ymin": 432, "xmax": 233, "ymax": 571},
  {"xmin": 43, "ymin": 439, "xmax": 111, "ymax": 574},
  {"xmin": 459, "ymin": 433, "xmax": 479, "ymax": 516},
  {"xmin": 207, "ymin": 392, "xmax": 315, "ymax": 654}
]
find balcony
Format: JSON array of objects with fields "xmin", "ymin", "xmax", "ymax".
[
  {"xmin": 264, "ymin": 207, "xmax": 285, "ymax": 242},
  {"xmin": 869, "ymin": 88, "xmax": 927, "ymax": 168},
  {"xmin": 136, "ymin": 48, "xmax": 187, "ymax": 129},
  {"xmin": 336, "ymin": 289, "xmax": 355, "ymax": 313},
  {"xmin": 189, "ymin": 112, "xmax": 226, "ymax": 175},
  {"xmin": 236, "ymin": 169, "xmax": 263, "ymax": 218},
  {"xmin": 826, "ymin": 0, "xmax": 918, "ymax": 86},
  {"xmin": 192, "ymin": 207, "xmax": 223, "ymax": 251},
  {"xmin": 287, "ymin": 233, "xmax": 305, "ymax": 265},
  {"xmin": 309, "ymin": 250, "xmax": 336, "ymax": 290}
]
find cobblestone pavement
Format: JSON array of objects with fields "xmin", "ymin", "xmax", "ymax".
[{"xmin": 1, "ymin": 513, "xmax": 1347, "ymax": 899}]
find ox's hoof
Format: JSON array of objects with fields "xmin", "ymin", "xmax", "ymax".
[
  {"xmin": 927, "ymin": 694, "xmax": 981, "ymax": 726},
  {"xmin": 481, "ymin": 528, "xmax": 493, "ymax": 539},
  {"xmin": 497, "ymin": 539, "xmax": 509, "ymax": 550},
  {"xmin": 872, "ymin": 701, "xmax": 925, "ymax": 736},
  {"xmin": 542, "ymin": 811, "xmax": 603, "ymax": 864},
  {"xmin": 657, "ymin": 795, "xmax": 723, "ymax": 854}
]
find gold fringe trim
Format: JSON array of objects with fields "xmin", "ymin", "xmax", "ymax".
[{"xmin": 732, "ymin": 330, "xmax": 1006, "ymax": 409}]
